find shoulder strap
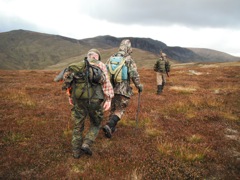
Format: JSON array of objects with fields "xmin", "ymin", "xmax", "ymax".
[{"xmin": 84, "ymin": 58, "xmax": 91, "ymax": 104}]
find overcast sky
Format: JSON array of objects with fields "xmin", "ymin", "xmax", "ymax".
[{"xmin": 0, "ymin": 0, "xmax": 240, "ymax": 56}]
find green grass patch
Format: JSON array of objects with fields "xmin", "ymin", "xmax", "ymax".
[
  {"xmin": 6, "ymin": 90, "xmax": 36, "ymax": 108},
  {"xmin": 187, "ymin": 134, "xmax": 203, "ymax": 143},
  {"xmin": 221, "ymin": 112, "xmax": 239, "ymax": 122},
  {"xmin": 145, "ymin": 127, "xmax": 162, "ymax": 137},
  {"xmin": 157, "ymin": 142, "xmax": 206, "ymax": 162},
  {"xmin": 119, "ymin": 117, "xmax": 152, "ymax": 128},
  {"xmin": 2, "ymin": 131, "xmax": 27, "ymax": 144}
]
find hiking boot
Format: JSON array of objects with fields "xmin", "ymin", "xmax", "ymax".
[
  {"xmin": 81, "ymin": 143, "xmax": 92, "ymax": 156},
  {"xmin": 162, "ymin": 82, "xmax": 165, "ymax": 91},
  {"xmin": 157, "ymin": 85, "xmax": 162, "ymax": 95},
  {"xmin": 102, "ymin": 125, "xmax": 112, "ymax": 138},
  {"xmin": 72, "ymin": 149, "xmax": 83, "ymax": 159}
]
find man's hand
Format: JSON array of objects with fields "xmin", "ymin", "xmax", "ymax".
[
  {"xmin": 103, "ymin": 99, "xmax": 111, "ymax": 111},
  {"xmin": 138, "ymin": 84, "xmax": 143, "ymax": 93},
  {"xmin": 69, "ymin": 97, "xmax": 74, "ymax": 106}
]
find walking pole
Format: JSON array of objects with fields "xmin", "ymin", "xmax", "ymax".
[{"xmin": 135, "ymin": 91, "xmax": 141, "ymax": 128}]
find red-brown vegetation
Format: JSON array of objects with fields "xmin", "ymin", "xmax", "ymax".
[{"xmin": 0, "ymin": 62, "xmax": 239, "ymax": 179}]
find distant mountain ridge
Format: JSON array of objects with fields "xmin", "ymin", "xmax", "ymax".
[
  {"xmin": 0, "ymin": 29, "xmax": 239, "ymax": 70},
  {"xmin": 81, "ymin": 35, "xmax": 167, "ymax": 53}
]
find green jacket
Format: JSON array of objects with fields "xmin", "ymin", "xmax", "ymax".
[{"xmin": 154, "ymin": 57, "xmax": 171, "ymax": 73}]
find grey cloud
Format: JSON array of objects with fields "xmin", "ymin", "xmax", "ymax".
[
  {"xmin": 0, "ymin": 14, "xmax": 37, "ymax": 32},
  {"xmin": 82, "ymin": 0, "xmax": 240, "ymax": 28}
]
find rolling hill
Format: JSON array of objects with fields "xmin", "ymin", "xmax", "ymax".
[{"xmin": 0, "ymin": 29, "xmax": 239, "ymax": 70}]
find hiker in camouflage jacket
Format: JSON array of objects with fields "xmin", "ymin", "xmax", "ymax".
[
  {"xmin": 102, "ymin": 39, "xmax": 143, "ymax": 138},
  {"xmin": 154, "ymin": 50, "xmax": 171, "ymax": 95}
]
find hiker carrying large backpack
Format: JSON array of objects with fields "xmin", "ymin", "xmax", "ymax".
[
  {"xmin": 62, "ymin": 49, "xmax": 114, "ymax": 159},
  {"xmin": 102, "ymin": 39, "xmax": 143, "ymax": 138}
]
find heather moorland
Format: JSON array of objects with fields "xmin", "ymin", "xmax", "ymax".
[{"xmin": 0, "ymin": 62, "xmax": 239, "ymax": 179}]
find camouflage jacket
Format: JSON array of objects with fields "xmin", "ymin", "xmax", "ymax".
[
  {"xmin": 154, "ymin": 56, "xmax": 171, "ymax": 73},
  {"xmin": 106, "ymin": 54, "xmax": 141, "ymax": 98}
]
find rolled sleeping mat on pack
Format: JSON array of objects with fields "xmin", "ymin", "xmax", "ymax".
[{"xmin": 54, "ymin": 68, "xmax": 67, "ymax": 82}]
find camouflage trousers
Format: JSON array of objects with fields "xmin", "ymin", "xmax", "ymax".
[
  {"xmin": 71, "ymin": 99, "xmax": 103, "ymax": 150},
  {"xmin": 110, "ymin": 94, "xmax": 129, "ymax": 119},
  {"xmin": 156, "ymin": 72, "xmax": 166, "ymax": 85}
]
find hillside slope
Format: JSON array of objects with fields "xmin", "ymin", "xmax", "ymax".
[
  {"xmin": 0, "ymin": 30, "xmax": 89, "ymax": 69},
  {"xmin": 189, "ymin": 48, "xmax": 239, "ymax": 62},
  {"xmin": 0, "ymin": 30, "xmax": 239, "ymax": 70}
]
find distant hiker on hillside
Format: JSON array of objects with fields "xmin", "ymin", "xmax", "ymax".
[
  {"xmin": 154, "ymin": 50, "xmax": 171, "ymax": 95},
  {"xmin": 102, "ymin": 39, "xmax": 143, "ymax": 138},
  {"xmin": 62, "ymin": 49, "xmax": 114, "ymax": 159}
]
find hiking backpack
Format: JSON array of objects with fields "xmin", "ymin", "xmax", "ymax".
[
  {"xmin": 62, "ymin": 58, "xmax": 104, "ymax": 100},
  {"xmin": 106, "ymin": 55, "xmax": 128, "ymax": 85}
]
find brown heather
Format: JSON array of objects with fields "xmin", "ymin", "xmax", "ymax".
[{"xmin": 0, "ymin": 62, "xmax": 239, "ymax": 179}]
